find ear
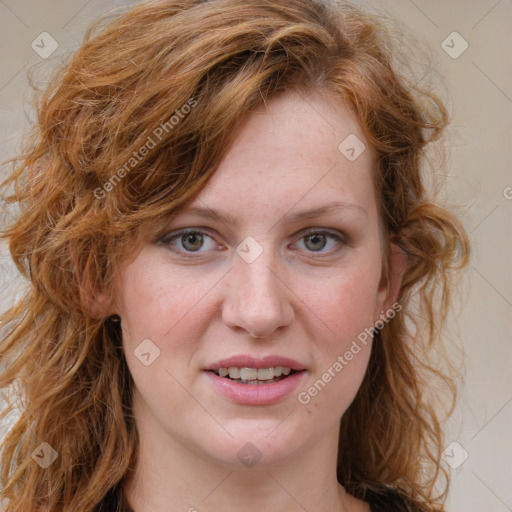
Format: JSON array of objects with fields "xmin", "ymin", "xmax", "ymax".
[
  {"xmin": 374, "ymin": 241, "xmax": 408, "ymax": 325},
  {"xmin": 82, "ymin": 287, "xmax": 116, "ymax": 320}
]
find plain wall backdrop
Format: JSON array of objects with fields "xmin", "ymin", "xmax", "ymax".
[{"xmin": 0, "ymin": 1, "xmax": 511, "ymax": 511}]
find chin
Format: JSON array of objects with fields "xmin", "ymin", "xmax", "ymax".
[{"xmin": 194, "ymin": 423, "xmax": 310, "ymax": 470}]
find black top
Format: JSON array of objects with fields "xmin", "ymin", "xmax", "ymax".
[
  {"xmin": 97, "ymin": 484, "xmax": 431, "ymax": 511},
  {"xmin": 364, "ymin": 487, "xmax": 429, "ymax": 511}
]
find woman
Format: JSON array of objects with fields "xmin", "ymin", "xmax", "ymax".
[{"xmin": 0, "ymin": 0, "xmax": 470, "ymax": 511}]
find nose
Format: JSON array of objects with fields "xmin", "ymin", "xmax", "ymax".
[{"xmin": 221, "ymin": 245, "xmax": 295, "ymax": 339}]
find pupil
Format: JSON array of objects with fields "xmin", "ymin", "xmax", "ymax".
[
  {"xmin": 306, "ymin": 234, "xmax": 325, "ymax": 251},
  {"xmin": 183, "ymin": 233, "xmax": 203, "ymax": 251}
]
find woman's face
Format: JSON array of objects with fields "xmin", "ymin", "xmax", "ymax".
[{"xmin": 112, "ymin": 90, "xmax": 400, "ymax": 470}]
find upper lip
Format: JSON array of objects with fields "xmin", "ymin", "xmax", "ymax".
[{"xmin": 203, "ymin": 355, "xmax": 307, "ymax": 371}]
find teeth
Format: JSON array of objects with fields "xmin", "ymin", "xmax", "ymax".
[
  {"xmin": 239, "ymin": 368, "xmax": 258, "ymax": 380},
  {"xmin": 257, "ymin": 368, "xmax": 274, "ymax": 380},
  {"xmin": 219, "ymin": 366, "xmax": 293, "ymax": 381},
  {"xmin": 228, "ymin": 367, "xmax": 240, "ymax": 379}
]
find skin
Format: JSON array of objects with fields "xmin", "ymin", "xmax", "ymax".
[{"xmin": 103, "ymin": 89, "xmax": 406, "ymax": 512}]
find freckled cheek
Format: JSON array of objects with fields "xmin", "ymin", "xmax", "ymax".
[{"xmin": 119, "ymin": 269, "xmax": 214, "ymax": 356}]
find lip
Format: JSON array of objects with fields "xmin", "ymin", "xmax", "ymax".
[
  {"xmin": 204, "ymin": 369, "xmax": 307, "ymax": 405},
  {"xmin": 203, "ymin": 355, "xmax": 307, "ymax": 371}
]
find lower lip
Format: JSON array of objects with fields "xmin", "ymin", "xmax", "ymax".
[{"xmin": 203, "ymin": 370, "xmax": 306, "ymax": 405}]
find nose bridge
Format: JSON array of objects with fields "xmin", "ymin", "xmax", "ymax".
[
  {"xmin": 222, "ymin": 236, "xmax": 293, "ymax": 337},
  {"xmin": 239, "ymin": 248, "xmax": 279, "ymax": 298}
]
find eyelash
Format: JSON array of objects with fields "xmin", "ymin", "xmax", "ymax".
[{"xmin": 159, "ymin": 227, "xmax": 348, "ymax": 257}]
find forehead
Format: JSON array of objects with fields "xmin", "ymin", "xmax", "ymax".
[{"xmin": 183, "ymin": 90, "xmax": 378, "ymax": 226}]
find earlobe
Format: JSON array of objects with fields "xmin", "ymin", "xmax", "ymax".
[
  {"xmin": 83, "ymin": 288, "xmax": 115, "ymax": 320},
  {"xmin": 375, "ymin": 242, "xmax": 408, "ymax": 323}
]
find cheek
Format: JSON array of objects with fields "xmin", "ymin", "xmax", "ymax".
[
  {"xmin": 295, "ymin": 257, "xmax": 380, "ymax": 408},
  {"xmin": 305, "ymin": 257, "xmax": 382, "ymax": 341},
  {"xmin": 296, "ymin": 276, "xmax": 376, "ymax": 417},
  {"xmin": 116, "ymin": 258, "xmax": 219, "ymax": 352},
  {"xmin": 115, "ymin": 261, "xmax": 218, "ymax": 435}
]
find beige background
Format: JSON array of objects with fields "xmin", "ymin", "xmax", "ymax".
[{"xmin": 0, "ymin": 1, "xmax": 511, "ymax": 511}]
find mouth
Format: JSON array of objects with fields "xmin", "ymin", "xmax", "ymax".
[
  {"xmin": 207, "ymin": 366, "xmax": 302, "ymax": 385},
  {"xmin": 203, "ymin": 355, "xmax": 307, "ymax": 404}
]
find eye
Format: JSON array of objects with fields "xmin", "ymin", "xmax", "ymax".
[
  {"xmin": 294, "ymin": 229, "xmax": 346, "ymax": 254},
  {"xmin": 159, "ymin": 228, "xmax": 221, "ymax": 253},
  {"xmin": 159, "ymin": 227, "xmax": 348, "ymax": 256}
]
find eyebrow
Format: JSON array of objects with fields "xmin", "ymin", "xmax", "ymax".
[{"xmin": 175, "ymin": 201, "xmax": 367, "ymax": 227}]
